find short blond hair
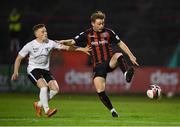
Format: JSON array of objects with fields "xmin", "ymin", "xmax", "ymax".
[{"xmin": 91, "ymin": 11, "xmax": 105, "ymax": 22}]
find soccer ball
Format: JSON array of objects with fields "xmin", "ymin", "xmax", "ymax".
[{"xmin": 146, "ymin": 85, "xmax": 161, "ymax": 99}]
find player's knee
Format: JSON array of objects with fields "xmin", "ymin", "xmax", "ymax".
[
  {"xmin": 94, "ymin": 80, "xmax": 105, "ymax": 92},
  {"xmin": 54, "ymin": 86, "xmax": 59, "ymax": 92},
  {"xmin": 110, "ymin": 53, "xmax": 123, "ymax": 67},
  {"xmin": 48, "ymin": 80, "xmax": 59, "ymax": 92},
  {"xmin": 37, "ymin": 78, "xmax": 48, "ymax": 88},
  {"xmin": 96, "ymin": 89, "xmax": 105, "ymax": 93},
  {"xmin": 115, "ymin": 53, "xmax": 123, "ymax": 58}
]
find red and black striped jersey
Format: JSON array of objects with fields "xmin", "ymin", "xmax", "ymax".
[{"xmin": 74, "ymin": 28, "xmax": 121, "ymax": 67}]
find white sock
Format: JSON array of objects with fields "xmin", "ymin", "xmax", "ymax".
[
  {"xmin": 39, "ymin": 87, "xmax": 49, "ymax": 113},
  {"xmin": 110, "ymin": 108, "xmax": 116, "ymax": 113},
  {"xmin": 38, "ymin": 90, "xmax": 58, "ymax": 107},
  {"xmin": 37, "ymin": 101, "xmax": 42, "ymax": 107},
  {"xmin": 48, "ymin": 90, "xmax": 58, "ymax": 100}
]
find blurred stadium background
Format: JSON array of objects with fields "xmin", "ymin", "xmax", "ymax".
[{"xmin": 0, "ymin": 0, "xmax": 180, "ymax": 126}]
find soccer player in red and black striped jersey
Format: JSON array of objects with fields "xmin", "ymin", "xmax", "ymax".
[{"xmin": 58, "ymin": 11, "xmax": 139, "ymax": 117}]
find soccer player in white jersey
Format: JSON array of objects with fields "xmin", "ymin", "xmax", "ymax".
[{"xmin": 11, "ymin": 24, "xmax": 90, "ymax": 117}]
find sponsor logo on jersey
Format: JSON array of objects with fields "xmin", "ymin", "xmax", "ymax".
[{"xmin": 91, "ymin": 40, "xmax": 108, "ymax": 45}]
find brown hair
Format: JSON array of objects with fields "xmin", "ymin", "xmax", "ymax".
[
  {"xmin": 32, "ymin": 24, "xmax": 45, "ymax": 32},
  {"xmin": 91, "ymin": 11, "xmax": 105, "ymax": 22}
]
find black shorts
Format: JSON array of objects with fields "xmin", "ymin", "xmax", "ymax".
[
  {"xmin": 28, "ymin": 69, "xmax": 55, "ymax": 85},
  {"xmin": 93, "ymin": 61, "xmax": 115, "ymax": 79}
]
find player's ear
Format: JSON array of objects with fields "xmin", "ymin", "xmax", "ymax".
[
  {"xmin": 34, "ymin": 30, "xmax": 38, "ymax": 37},
  {"xmin": 91, "ymin": 21, "xmax": 94, "ymax": 27}
]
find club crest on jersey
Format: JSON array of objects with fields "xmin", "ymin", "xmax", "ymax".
[{"xmin": 33, "ymin": 48, "xmax": 39, "ymax": 53}]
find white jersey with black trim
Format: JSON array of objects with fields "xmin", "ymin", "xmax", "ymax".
[{"xmin": 19, "ymin": 39, "xmax": 64, "ymax": 73}]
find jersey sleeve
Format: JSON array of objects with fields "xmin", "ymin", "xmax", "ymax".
[
  {"xmin": 52, "ymin": 41, "xmax": 66, "ymax": 50},
  {"xmin": 109, "ymin": 30, "xmax": 121, "ymax": 44},
  {"xmin": 19, "ymin": 43, "xmax": 30, "ymax": 57},
  {"xmin": 74, "ymin": 31, "xmax": 87, "ymax": 47}
]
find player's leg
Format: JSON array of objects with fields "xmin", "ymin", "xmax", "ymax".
[
  {"xmin": 35, "ymin": 80, "xmax": 59, "ymax": 106},
  {"xmin": 40, "ymin": 70, "xmax": 58, "ymax": 117},
  {"xmin": 28, "ymin": 70, "xmax": 44, "ymax": 117},
  {"xmin": 109, "ymin": 53, "xmax": 134, "ymax": 83},
  {"xmin": 36, "ymin": 78, "xmax": 57, "ymax": 117},
  {"xmin": 93, "ymin": 74, "xmax": 119, "ymax": 117},
  {"xmin": 42, "ymin": 70, "xmax": 59, "ymax": 100},
  {"xmin": 28, "ymin": 69, "xmax": 57, "ymax": 117},
  {"xmin": 47, "ymin": 80, "xmax": 59, "ymax": 100},
  {"xmin": 36, "ymin": 79, "xmax": 50, "ymax": 115}
]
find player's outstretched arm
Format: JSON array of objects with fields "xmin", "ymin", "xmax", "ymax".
[
  {"xmin": 118, "ymin": 40, "xmax": 139, "ymax": 66},
  {"xmin": 56, "ymin": 39, "xmax": 76, "ymax": 46},
  {"xmin": 62, "ymin": 45, "xmax": 91, "ymax": 55},
  {"xmin": 11, "ymin": 54, "xmax": 24, "ymax": 80}
]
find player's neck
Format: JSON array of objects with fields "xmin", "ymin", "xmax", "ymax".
[
  {"xmin": 92, "ymin": 27, "xmax": 103, "ymax": 32},
  {"xmin": 36, "ymin": 38, "xmax": 45, "ymax": 43}
]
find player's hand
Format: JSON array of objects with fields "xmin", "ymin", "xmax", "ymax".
[
  {"xmin": 77, "ymin": 46, "xmax": 91, "ymax": 56},
  {"xmin": 81, "ymin": 46, "xmax": 91, "ymax": 55},
  {"xmin": 56, "ymin": 40, "xmax": 64, "ymax": 44},
  {"xmin": 129, "ymin": 55, "xmax": 139, "ymax": 66},
  {"xmin": 11, "ymin": 72, "xmax": 19, "ymax": 81}
]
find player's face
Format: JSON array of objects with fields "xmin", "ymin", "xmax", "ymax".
[
  {"xmin": 92, "ymin": 19, "xmax": 104, "ymax": 32},
  {"xmin": 35, "ymin": 27, "xmax": 48, "ymax": 41}
]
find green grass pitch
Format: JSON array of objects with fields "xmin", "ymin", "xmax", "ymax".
[{"xmin": 0, "ymin": 93, "xmax": 180, "ymax": 126}]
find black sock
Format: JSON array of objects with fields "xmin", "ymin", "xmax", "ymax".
[
  {"xmin": 117, "ymin": 55, "xmax": 128, "ymax": 73},
  {"xmin": 97, "ymin": 91, "xmax": 113, "ymax": 111}
]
